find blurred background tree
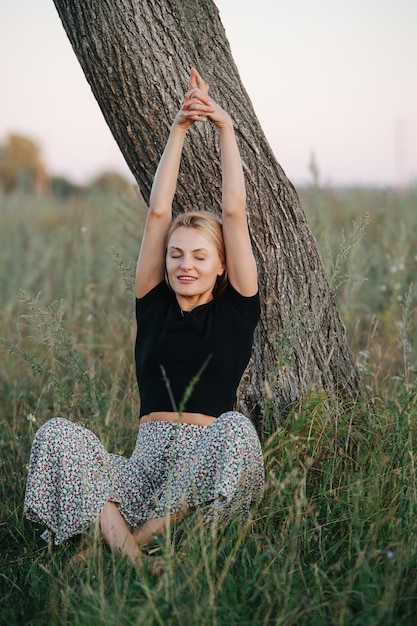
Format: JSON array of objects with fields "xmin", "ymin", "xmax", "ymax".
[
  {"xmin": 0, "ymin": 134, "xmax": 49, "ymax": 195},
  {"xmin": 0, "ymin": 134, "xmax": 134, "ymax": 199},
  {"xmin": 88, "ymin": 171, "xmax": 134, "ymax": 195}
]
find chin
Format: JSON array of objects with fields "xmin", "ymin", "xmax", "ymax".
[{"xmin": 177, "ymin": 286, "xmax": 198, "ymax": 296}]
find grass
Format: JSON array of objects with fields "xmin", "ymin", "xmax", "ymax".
[{"xmin": 1, "ymin": 182, "xmax": 417, "ymax": 624}]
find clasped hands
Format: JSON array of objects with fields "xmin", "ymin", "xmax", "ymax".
[{"xmin": 176, "ymin": 67, "xmax": 232, "ymax": 130}]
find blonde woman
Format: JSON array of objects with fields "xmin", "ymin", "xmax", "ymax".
[{"xmin": 24, "ymin": 68, "xmax": 264, "ymax": 567}]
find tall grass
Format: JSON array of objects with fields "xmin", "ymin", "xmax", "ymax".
[{"xmin": 1, "ymin": 182, "xmax": 417, "ymax": 624}]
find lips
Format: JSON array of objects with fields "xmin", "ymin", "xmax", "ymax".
[{"xmin": 177, "ymin": 275, "xmax": 197, "ymax": 282}]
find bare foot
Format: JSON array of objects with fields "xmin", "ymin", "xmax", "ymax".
[
  {"xmin": 137, "ymin": 554, "xmax": 165, "ymax": 577},
  {"xmin": 73, "ymin": 545, "xmax": 94, "ymax": 565},
  {"xmin": 148, "ymin": 556, "xmax": 165, "ymax": 576}
]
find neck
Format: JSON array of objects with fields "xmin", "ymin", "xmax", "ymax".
[{"xmin": 176, "ymin": 293, "xmax": 214, "ymax": 312}]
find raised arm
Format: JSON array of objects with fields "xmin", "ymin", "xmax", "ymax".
[
  {"xmin": 183, "ymin": 71, "xmax": 258, "ymax": 296},
  {"xmin": 218, "ymin": 118, "xmax": 258, "ymax": 297},
  {"xmin": 135, "ymin": 123, "xmax": 185, "ymax": 298},
  {"xmin": 135, "ymin": 69, "xmax": 214, "ymax": 298}
]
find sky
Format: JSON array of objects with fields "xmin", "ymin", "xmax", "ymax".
[{"xmin": 1, "ymin": 0, "xmax": 416, "ymax": 187}]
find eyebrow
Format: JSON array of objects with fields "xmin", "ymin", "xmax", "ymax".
[{"xmin": 168, "ymin": 246, "xmax": 209, "ymax": 253}]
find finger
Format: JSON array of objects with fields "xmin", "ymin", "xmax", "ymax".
[
  {"xmin": 186, "ymin": 114, "xmax": 208, "ymax": 123},
  {"xmin": 184, "ymin": 94, "xmax": 209, "ymax": 108},
  {"xmin": 184, "ymin": 89, "xmax": 212, "ymax": 106},
  {"xmin": 188, "ymin": 67, "xmax": 198, "ymax": 91},
  {"xmin": 193, "ymin": 68, "xmax": 209, "ymax": 93},
  {"xmin": 187, "ymin": 70, "xmax": 209, "ymax": 97},
  {"xmin": 182, "ymin": 101, "xmax": 215, "ymax": 116},
  {"xmin": 182, "ymin": 104, "xmax": 212, "ymax": 121},
  {"xmin": 181, "ymin": 104, "xmax": 208, "ymax": 121}
]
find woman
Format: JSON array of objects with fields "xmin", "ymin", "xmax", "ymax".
[{"xmin": 24, "ymin": 68, "xmax": 264, "ymax": 566}]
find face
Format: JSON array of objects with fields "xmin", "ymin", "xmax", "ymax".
[{"xmin": 166, "ymin": 227, "xmax": 225, "ymax": 305}]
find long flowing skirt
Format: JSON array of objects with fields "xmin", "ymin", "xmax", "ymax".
[{"xmin": 24, "ymin": 412, "xmax": 265, "ymax": 545}]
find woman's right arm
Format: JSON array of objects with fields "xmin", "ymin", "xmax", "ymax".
[
  {"xmin": 135, "ymin": 69, "xmax": 213, "ymax": 298},
  {"xmin": 135, "ymin": 123, "xmax": 187, "ymax": 298}
]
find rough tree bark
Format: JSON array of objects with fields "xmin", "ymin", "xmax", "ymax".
[{"xmin": 52, "ymin": 0, "xmax": 363, "ymax": 424}]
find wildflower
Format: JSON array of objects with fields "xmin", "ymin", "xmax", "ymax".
[
  {"xmin": 386, "ymin": 550, "xmax": 395, "ymax": 559},
  {"xmin": 27, "ymin": 413, "xmax": 37, "ymax": 423},
  {"xmin": 390, "ymin": 265, "xmax": 397, "ymax": 273}
]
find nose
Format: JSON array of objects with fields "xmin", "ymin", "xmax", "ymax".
[{"xmin": 180, "ymin": 254, "xmax": 193, "ymax": 271}]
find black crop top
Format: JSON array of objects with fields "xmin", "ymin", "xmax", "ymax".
[{"xmin": 135, "ymin": 281, "xmax": 260, "ymax": 418}]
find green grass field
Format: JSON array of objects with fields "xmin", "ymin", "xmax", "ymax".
[{"xmin": 1, "ymin": 182, "xmax": 416, "ymax": 625}]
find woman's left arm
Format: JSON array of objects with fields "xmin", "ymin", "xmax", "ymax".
[
  {"xmin": 183, "ymin": 71, "xmax": 257, "ymax": 296},
  {"xmin": 218, "ymin": 119, "xmax": 258, "ymax": 296}
]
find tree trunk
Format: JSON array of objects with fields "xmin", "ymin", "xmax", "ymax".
[{"xmin": 52, "ymin": 0, "xmax": 363, "ymax": 425}]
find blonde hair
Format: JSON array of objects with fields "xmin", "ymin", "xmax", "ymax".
[{"xmin": 165, "ymin": 211, "xmax": 228, "ymax": 297}]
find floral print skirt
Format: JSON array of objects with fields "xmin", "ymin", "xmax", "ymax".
[{"xmin": 24, "ymin": 412, "xmax": 265, "ymax": 545}]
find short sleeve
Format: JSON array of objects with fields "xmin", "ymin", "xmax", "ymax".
[
  {"xmin": 136, "ymin": 281, "xmax": 172, "ymax": 319},
  {"xmin": 224, "ymin": 284, "xmax": 261, "ymax": 328}
]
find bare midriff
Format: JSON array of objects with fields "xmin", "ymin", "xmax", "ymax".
[{"xmin": 139, "ymin": 411, "xmax": 216, "ymax": 427}]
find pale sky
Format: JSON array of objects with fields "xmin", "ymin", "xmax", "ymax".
[{"xmin": 1, "ymin": 0, "xmax": 416, "ymax": 187}]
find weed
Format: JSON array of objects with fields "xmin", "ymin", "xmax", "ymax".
[{"xmin": 1, "ymin": 184, "xmax": 417, "ymax": 624}]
